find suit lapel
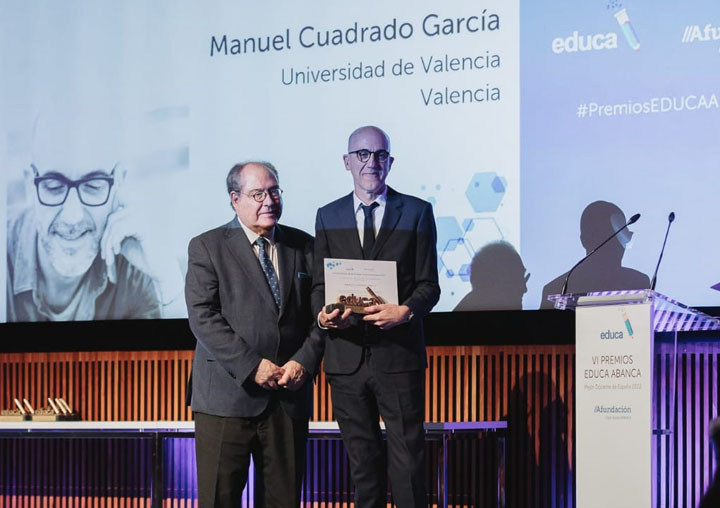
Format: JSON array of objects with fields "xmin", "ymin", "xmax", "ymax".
[
  {"xmin": 223, "ymin": 219, "xmax": 278, "ymax": 314},
  {"xmin": 275, "ymin": 225, "xmax": 295, "ymax": 318},
  {"xmin": 371, "ymin": 188, "xmax": 402, "ymax": 259},
  {"xmin": 338, "ymin": 193, "xmax": 364, "ymax": 260}
]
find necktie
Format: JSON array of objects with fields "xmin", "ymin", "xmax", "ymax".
[
  {"xmin": 361, "ymin": 202, "xmax": 379, "ymax": 259},
  {"xmin": 256, "ymin": 237, "xmax": 281, "ymax": 309}
]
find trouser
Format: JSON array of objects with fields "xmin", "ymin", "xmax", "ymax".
[
  {"xmin": 328, "ymin": 347, "xmax": 426, "ymax": 508},
  {"xmin": 194, "ymin": 402, "xmax": 308, "ymax": 508}
]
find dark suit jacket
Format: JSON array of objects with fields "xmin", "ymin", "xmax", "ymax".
[
  {"xmin": 313, "ymin": 188, "xmax": 440, "ymax": 374},
  {"xmin": 185, "ymin": 218, "xmax": 324, "ymax": 420}
]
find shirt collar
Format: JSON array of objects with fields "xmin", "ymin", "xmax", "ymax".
[
  {"xmin": 353, "ymin": 188, "xmax": 388, "ymax": 214},
  {"xmin": 237, "ymin": 216, "xmax": 276, "ymax": 246}
]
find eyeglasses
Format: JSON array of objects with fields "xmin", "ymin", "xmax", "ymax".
[
  {"xmin": 32, "ymin": 164, "xmax": 116, "ymax": 207},
  {"xmin": 237, "ymin": 187, "xmax": 283, "ymax": 203},
  {"xmin": 349, "ymin": 149, "xmax": 390, "ymax": 163}
]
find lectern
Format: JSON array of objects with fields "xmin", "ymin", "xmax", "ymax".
[{"xmin": 549, "ymin": 290, "xmax": 720, "ymax": 508}]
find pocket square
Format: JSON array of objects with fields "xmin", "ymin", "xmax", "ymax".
[{"xmin": 297, "ymin": 271, "xmax": 311, "ymax": 279}]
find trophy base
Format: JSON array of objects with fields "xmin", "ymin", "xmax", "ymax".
[
  {"xmin": 325, "ymin": 303, "xmax": 372, "ymax": 315},
  {"xmin": 31, "ymin": 414, "xmax": 81, "ymax": 422},
  {"xmin": 0, "ymin": 414, "xmax": 31, "ymax": 422}
]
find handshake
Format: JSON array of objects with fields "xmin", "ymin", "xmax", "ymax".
[{"xmin": 253, "ymin": 359, "xmax": 307, "ymax": 391}]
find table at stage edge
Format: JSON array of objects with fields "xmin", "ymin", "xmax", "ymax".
[{"xmin": 0, "ymin": 420, "xmax": 507, "ymax": 508}]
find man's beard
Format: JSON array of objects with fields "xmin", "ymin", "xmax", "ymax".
[{"xmin": 41, "ymin": 220, "xmax": 100, "ymax": 277}]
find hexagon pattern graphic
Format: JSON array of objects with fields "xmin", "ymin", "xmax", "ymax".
[
  {"xmin": 435, "ymin": 172, "xmax": 509, "ymax": 282},
  {"xmin": 435, "ymin": 216, "xmax": 462, "ymax": 252},
  {"xmin": 461, "ymin": 217, "xmax": 504, "ymax": 254},
  {"xmin": 458, "ymin": 263, "xmax": 471, "ymax": 282},
  {"xmin": 439, "ymin": 238, "xmax": 474, "ymax": 279},
  {"xmin": 465, "ymin": 172, "xmax": 507, "ymax": 213}
]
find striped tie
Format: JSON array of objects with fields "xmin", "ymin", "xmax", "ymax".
[{"xmin": 256, "ymin": 237, "xmax": 281, "ymax": 309}]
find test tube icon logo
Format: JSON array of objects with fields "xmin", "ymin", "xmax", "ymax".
[
  {"xmin": 614, "ymin": 8, "xmax": 640, "ymax": 50},
  {"xmin": 622, "ymin": 309, "xmax": 635, "ymax": 338}
]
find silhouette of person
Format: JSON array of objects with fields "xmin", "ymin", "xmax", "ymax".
[
  {"xmin": 505, "ymin": 371, "xmax": 572, "ymax": 508},
  {"xmin": 538, "ymin": 390, "xmax": 571, "ymax": 507},
  {"xmin": 454, "ymin": 241, "xmax": 529, "ymax": 311},
  {"xmin": 540, "ymin": 200, "xmax": 650, "ymax": 309},
  {"xmin": 699, "ymin": 417, "xmax": 720, "ymax": 508},
  {"xmin": 505, "ymin": 374, "xmax": 537, "ymax": 508}
]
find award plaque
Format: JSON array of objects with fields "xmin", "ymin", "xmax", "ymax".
[{"xmin": 324, "ymin": 258, "xmax": 398, "ymax": 314}]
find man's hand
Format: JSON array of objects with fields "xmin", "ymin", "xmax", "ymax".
[
  {"xmin": 253, "ymin": 359, "xmax": 284, "ymax": 390},
  {"xmin": 100, "ymin": 205, "xmax": 183, "ymax": 304},
  {"xmin": 277, "ymin": 360, "xmax": 308, "ymax": 391},
  {"xmin": 362, "ymin": 304, "xmax": 412, "ymax": 330},
  {"xmin": 318, "ymin": 306, "xmax": 353, "ymax": 329}
]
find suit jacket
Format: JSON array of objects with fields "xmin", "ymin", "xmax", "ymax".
[
  {"xmin": 313, "ymin": 187, "xmax": 440, "ymax": 374},
  {"xmin": 185, "ymin": 218, "xmax": 324, "ymax": 419}
]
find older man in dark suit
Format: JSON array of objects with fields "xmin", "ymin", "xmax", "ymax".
[
  {"xmin": 313, "ymin": 126, "xmax": 440, "ymax": 508},
  {"xmin": 185, "ymin": 161, "xmax": 324, "ymax": 508}
]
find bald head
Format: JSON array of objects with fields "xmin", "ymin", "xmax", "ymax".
[
  {"xmin": 344, "ymin": 125, "xmax": 394, "ymax": 203},
  {"xmin": 347, "ymin": 126, "xmax": 391, "ymax": 153}
]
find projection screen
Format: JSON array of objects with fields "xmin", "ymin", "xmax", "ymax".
[{"xmin": 2, "ymin": 0, "xmax": 718, "ymax": 322}]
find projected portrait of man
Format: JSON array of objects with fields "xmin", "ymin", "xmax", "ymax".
[
  {"xmin": 540, "ymin": 200, "xmax": 650, "ymax": 309},
  {"xmin": 6, "ymin": 109, "xmax": 163, "ymax": 322}
]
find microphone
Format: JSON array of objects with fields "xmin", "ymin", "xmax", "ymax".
[
  {"xmin": 561, "ymin": 213, "xmax": 641, "ymax": 295},
  {"xmin": 650, "ymin": 212, "xmax": 675, "ymax": 291}
]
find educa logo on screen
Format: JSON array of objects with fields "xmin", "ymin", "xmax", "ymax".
[
  {"xmin": 551, "ymin": 6, "xmax": 641, "ymax": 54},
  {"xmin": 551, "ymin": 31, "xmax": 618, "ymax": 54}
]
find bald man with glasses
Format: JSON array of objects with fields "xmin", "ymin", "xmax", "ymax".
[
  {"xmin": 7, "ymin": 160, "xmax": 162, "ymax": 322},
  {"xmin": 313, "ymin": 126, "xmax": 440, "ymax": 508}
]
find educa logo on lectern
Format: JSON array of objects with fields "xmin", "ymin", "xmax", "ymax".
[
  {"xmin": 600, "ymin": 329, "xmax": 624, "ymax": 340},
  {"xmin": 599, "ymin": 308, "xmax": 635, "ymax": 340},
  {"xmin": 621, "ymin": 308, "xmax": 634, "ymax": 338}
]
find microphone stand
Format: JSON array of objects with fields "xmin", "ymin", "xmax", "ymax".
[
  {"xmin": 561, "ymin": 213, "xmax": 641, "ymax": 295},
  {"xmin": 650, "ymin": 212, "xmax": 675, "ymax": 291}
]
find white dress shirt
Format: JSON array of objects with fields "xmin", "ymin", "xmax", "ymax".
[
  {"xmin": 237, "ymin": 217, "xmax": 280, "ymax": 282},
  {"xmin": 353, "ymin": 189, "xmax": 387, "ymax": 247}
]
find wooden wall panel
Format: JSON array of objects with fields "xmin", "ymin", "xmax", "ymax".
[
  {"xmin": 1, "ymin": 347, "xmax": 575, "ymax": 425},
  {"xmin": 1, "ymin": 342, "xmax": 719, "ymax": 508},
  {"xmin": 0, "ymin": 351, "xmax": 194, "ymax": 422}
]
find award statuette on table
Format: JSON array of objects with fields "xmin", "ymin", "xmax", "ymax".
[
  {"xmin": 0, "ymin": 398, "xmax": 32, "ymax": 421},
  {"xmin": 31, "ymin": 397, "xmax": 81, "ymax": 422},
  {"xmin": 324, "ymin": 258, "xmax": 398, "ymax": 314}
]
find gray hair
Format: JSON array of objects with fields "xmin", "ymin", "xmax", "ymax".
[
  {"xmin": 226, "ymin": 161, "xmax": 280, "ymax": 209},
  {"xmin": 226, "ymin": 160, "xmax": 279, "ymax": 193}
]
